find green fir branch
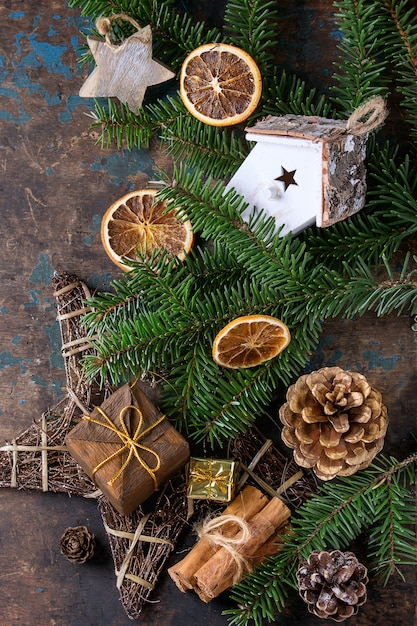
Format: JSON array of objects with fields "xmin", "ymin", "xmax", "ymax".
[
  {"xmin": 383, "ymin": 0, "xmax": 417, "ymax": 140},
  {"xmin": 82, "ymin": 246, "xmax": 323, "ymax": 444},
  {"xmin": 331, "ymin": 0, "xmax": 391, "ymax": 112},
  {"xmin": 81, "ymin": 170, "xmax": 417, "ymax": 443},
  {"xmin": 299, "ymin": 213, "xmax": 402, "ymax": 270},
  {"xmin": 67, "ymin": 0, "xmax": 163, "ymax": 22},
  {"xmin": 84, "ymin": 98, "xmax": 160, "ymax": 149},
  {"xmin": 223, "ymin": 0, "xmax": 279, "ymax": 76},
  {"xmin": 367, "ymin": 145, "xmax": 417, "ymax": 231},
  {"xmin": 163, "ymin": 116, "xmax": 249, "ymax": 179},
  {"xmin": 299, "ymin": 142, "xmax": 417, "ymax": 268},
  {"xmin": 67, "ymin": 2, "xmax": 417, "ymax": 621},
  {"xmin": 158, "ymin": 167, "xmax": 417, "ymax": 324},
  {"xmin": 261, "ymin": 69, "xmax": 336, "ymax": 118},
  {"xmin": 68, "ymin": 0, "xmax": 221, "ymax": 68},
  {"xmin": 368, "ymin": 461, "xmax": 417, "ymax": 583},
  {"xmin": 226, "ymin": 453, "xmax": 417, "ymax": 626},
  {"xmin": 84, "ymin": 94, "xmax": 205, "ymax": 150}
]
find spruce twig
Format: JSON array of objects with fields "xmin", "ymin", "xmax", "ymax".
[
  {"xmin": 223, "ymin": 0, "xmax": 279, "ymax": 76},
  {"xmin": 68, "ymin": 1, "xmax": 417, "ymax": 622},
  {"xmin": 331, "ymin": 0, "xmax": 391, "ymax": 112},
  {"xmin": 82, "ymin": 171, "xmax": 417, "ymax": 443},
  {"xmin": 382, "ymin": 0, "xmax": 417, "ymax": 140},
  {"xmin": 225, "ymin": 454, "xmax": 417, "ymax": 626},
  {"xmin": 68, "ymin": 0, "xmax": 221, "ymax": 66}
]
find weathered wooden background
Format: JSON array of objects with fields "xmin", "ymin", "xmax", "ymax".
[{"xmin": 0, "ymin": 1, "xmax": 416, "ymax": 625}]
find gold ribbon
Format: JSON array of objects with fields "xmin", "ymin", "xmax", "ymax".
[
  {"xmin": 83, "ymin": 405, "xmax": 165, "ymax": 487},
  {"xmin": 189, "ymin": 459, "xmax": 234, "ymax": 499}
]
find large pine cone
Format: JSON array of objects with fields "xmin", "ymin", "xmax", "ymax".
[
  {"xmin": 296, "ymin": 550, "xmax": 368, "ymax": 622},
  {"xmin": 59, "ymin": 525, "xmax": 96, "ymax": 563},
  {"xmin": 279, "ymin": 367, "xmax": 388, "ymax": 480}
]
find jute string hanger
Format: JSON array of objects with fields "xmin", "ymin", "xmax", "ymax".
[
  {"xmin": 79, "ymin": 13, "xmax": 175, "ymax": 112},
  {"xmin": 345, "ymin": 95, "xmax": 388, "ymax": 136}
]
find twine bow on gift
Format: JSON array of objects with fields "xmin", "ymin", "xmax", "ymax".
[
  {"xmin": 189, "ymin": 459, "xmax": 234, "ymax": 499},
  {"xmin": 83, "ymin": 405, "xmax": 165, "ymax": 487}
]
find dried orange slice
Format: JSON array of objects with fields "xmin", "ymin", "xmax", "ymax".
[
  {"xmin": 180, "ymin": 43, "xmax": 262, "ymax": 126},
  {"xmin": 212, "ymin": 315, "xmax": 291, "ymax": 368},
  {"xmin": 101, "ymin": 189, "xmax": 193, "ymax": 271}
]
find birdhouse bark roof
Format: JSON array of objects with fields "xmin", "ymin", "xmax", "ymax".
[{"xmin": 245, "ymin": 114, "xmax": 348, "ymax": 142}]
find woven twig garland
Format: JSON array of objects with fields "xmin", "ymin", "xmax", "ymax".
[
  {"xmin": 0, "ymin": 398, "xmax": 94, "ymax": 495},
  {"xmin": 230, "ymin": 425, "xmax": 319, "ymax": 507},
  {"xmin": 98, "ymin": 470, "xmax": 189, "ymax": 619},
  {"xmin": 0, "ymin": 272, "xmax": 108, "ymax": 495},
  {"xmin": 53, "ymin": 271, "xmax": 110, "ymax": 408}
]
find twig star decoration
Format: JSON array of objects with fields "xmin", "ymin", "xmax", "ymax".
[{"xmin": 79, "ymin": 14, "xmax": 175, "ymax": 112}]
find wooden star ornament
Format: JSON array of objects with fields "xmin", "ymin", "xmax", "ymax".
[{"xmin": 79, "ymin": 18, "xmax": 175, "ymax": 112}]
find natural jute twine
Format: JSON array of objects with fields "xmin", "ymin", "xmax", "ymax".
[
  {"xmin": 196, "ymin": 514, "xmax": 253, "ymax": 584},
  {"xmin": 96, "ymin": 13, "xmax": 150, "ymax": 47},
  {"xmin": 345, "ymin": 95, "xmax": 388, "ymax": 136}
]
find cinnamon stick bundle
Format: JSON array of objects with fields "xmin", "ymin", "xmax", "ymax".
[
  {"xmin": 169, "ymin": 486, "xmax": 291, "ymax": 602},
  {"xmin": 168, "ymin": 485, "xmax": 268, "ymax": 591},
  {"xmin": 194, "ymin": 497, "xmax": 290, "ymax": 602}
]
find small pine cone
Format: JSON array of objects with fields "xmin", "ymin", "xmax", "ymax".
[
  {"xmin": 296, "ymin": 550, "xmax": 368, "ymax": 622},
  {"xmin": 279, "ymin": 367, "xmax": 388, "ymax": 480},
  {"xmin": 59, "ymin": 525, "xmax": 96, "ymax": 563}
]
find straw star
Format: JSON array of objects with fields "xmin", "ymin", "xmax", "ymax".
[{"xmin": 79, "ymin": 25, "xmax": 175, "ymax": 112}]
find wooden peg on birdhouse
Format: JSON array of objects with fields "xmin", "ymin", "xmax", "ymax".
[
  {"xmin": 226, "ymin": 97, "xmax": 388, "ymax": 236},
  {"xmin": 79, "ymin": 13, "xmax": 175, "ymax": 112}
]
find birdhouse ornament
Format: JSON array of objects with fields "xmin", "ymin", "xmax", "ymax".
[
  {"xmin": 79, "ymin": 14, "xmax": 175, "ymax": 112},
  {"xmin": 227, "ymin": 97, "xmax": 388, "ymax": 235}
]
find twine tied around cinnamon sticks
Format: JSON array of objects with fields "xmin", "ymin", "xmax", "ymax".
[
  {"xmin": 195, "ymin": 514, "xmax": 253, "ymax": 584},
  {"xmin": 83, "ymin": 405, "xmax": 165, "ymax": 487},
  {"xmin": 168, "ymin": 485, "xmax": 291, "ymax": 602}
]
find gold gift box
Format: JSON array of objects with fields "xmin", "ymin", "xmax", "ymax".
[{"xmin": 187, "ymin": 457, "xmax": 240, "ymax": 502}]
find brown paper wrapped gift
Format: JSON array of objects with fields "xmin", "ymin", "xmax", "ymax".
[{"xmin": 66, "ymin": 382, "xmax": 190, "ymax": 514}]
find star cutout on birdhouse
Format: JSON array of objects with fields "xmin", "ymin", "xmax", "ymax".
[
  {"xmin": 79, "ymin": 24, "xmax": 175, "ymax": 112},
  {"xmin": 275, "ymin": 167, "xmax": 298, "ymax": 191}
]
